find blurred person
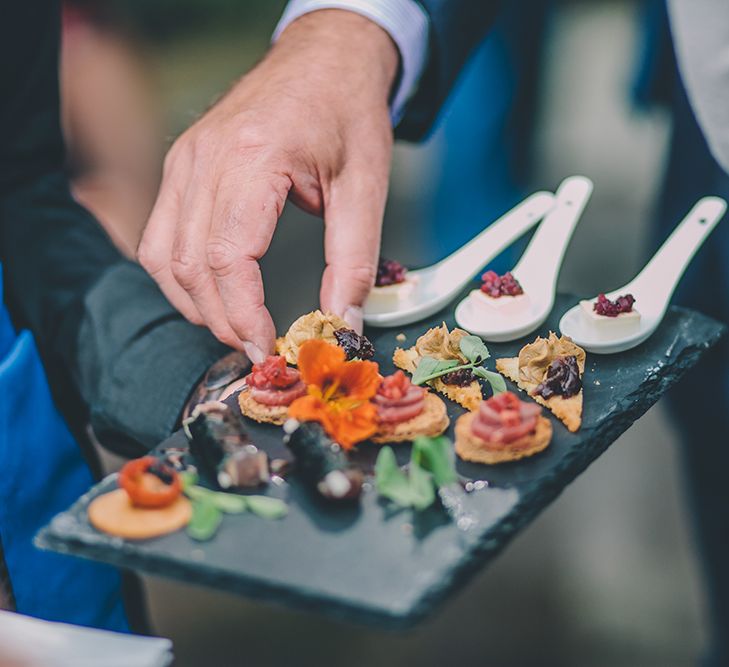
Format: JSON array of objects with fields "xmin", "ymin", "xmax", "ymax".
[
  {"xmin": 0, "ymin": 1, "xmax": 253, "ymax": 631},
  {"xmin": 61, "ymin": 0, "xmax": 164, "ymax": 257}
]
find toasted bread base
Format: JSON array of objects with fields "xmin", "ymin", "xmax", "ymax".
[
  {"xmin": 238, "ymin": 389, "xmax": 289, "ymax": 425},
  {"xmin": 495, "ymin": 357, "xmax": 583, "ymax": 432},
  {"xmin": 393, "ymin": 347, "xmax": 482, "ymax": 411},
  {"xmin": 88, "ymin": 489, "xmax": 192, "ymax": 540},
  {"xmin": 371, "ymin": 392, "xmax": 450, "ymax": 444},
  {"xmin": 454, "ymin": 413, "xmax": 552, "ymax": 464}
]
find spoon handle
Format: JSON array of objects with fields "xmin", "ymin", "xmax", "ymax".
[
  {"xmin": 624, "ymin": 197, "xmax": 727, "ymax": 310},
  {"xmin": 513, "ymin": 176, "xmax": 593, "ymax": 291},
  {"xmin": 432, "ymin": 191, "xmax": 555, "ymax": 287}
]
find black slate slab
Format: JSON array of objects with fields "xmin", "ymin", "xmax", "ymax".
[{"xmin": 37, "ymin": 295, "xmax": 725, "ymax": 628}]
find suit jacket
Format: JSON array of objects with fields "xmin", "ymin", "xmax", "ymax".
[
  {"xmin": 0, "ymin": 2, "xmax": 228, "ymax": 459},
  {"xmin": 396, "ymin": 0, "xmax": 502, "ymax": 141}
]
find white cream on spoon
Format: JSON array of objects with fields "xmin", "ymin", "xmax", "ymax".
[
  {"xmin": 560, "ymin": 196, "xmax": 727, "ymax": 354},
  {"xmin": 455, "ymin": 176, "xmax": 593, "ymax": 342}
]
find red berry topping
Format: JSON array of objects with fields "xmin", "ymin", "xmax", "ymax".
[
  {"xmin": 480, "ymin": 270, "xmax": 524, "ymax": 298},
  {"xmin": 248, "ymin": 356, "xmax": 300, "ymax": 390},
  {"xmin": 376, "ymin": 258, "xmax": 408, "ymax": 287},
  {"xmin": 593, "ymin": 293, "xmax": 636, "ymax": 317}
]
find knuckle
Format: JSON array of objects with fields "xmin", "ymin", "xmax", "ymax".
[
  {"xmin": 170, "ymin": 251, "xmax": 205, "ymax": 289},
  {"xmin": 206, "ymin": 237, "xmax": 242, "ymax": 277},
  {"xmin": 137, "ymin": 239, "xmax": 164, "ymax": 276},
  {"xmin": 345, "ymin": 263, "xmax": 377, "ymax": 290}
]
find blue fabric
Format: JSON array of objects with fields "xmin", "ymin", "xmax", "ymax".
[{"xmin": 0, "ymin": 268, "xmax": 128, "ymax": 631}]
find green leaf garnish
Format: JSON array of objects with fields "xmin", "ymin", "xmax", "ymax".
[
  {"xmin": 413, "ymin": 436, "xmax": 457, "ymax": 487},
  {"xmin": 375, "ymin": 446, "xmax": 414, "ymax": 506},
  {"xmin": 459, "ymin": 335, "xmax": 490, "ymax": 364},
  {"xmin": 187, "ymin": 497, "xmax": 222, "ymax": 542},
  {"xmin": 182, "ymin": 482, "xmax": 288, "ymax": 540},
  {"xmin": 471, "ymin": 367, "xmax": 507, "ymax": 395},
  {"xmin": 409, "ymin": 334, "xmax": 507, "ymax": 396},
  {"xmin": 245, "ymin": 496, "xmax": 288, "ymax": 520},
  {"xmin": 375, "ymin": 436, "xmax": 458, "ymax": 512},
  {"xmin": 411, "ymin": 357, "xmax": 459, "ymax": 385}
]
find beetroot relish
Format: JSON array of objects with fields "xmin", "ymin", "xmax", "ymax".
[
  {"xmin": 376, "ymin": 258, "xmax": 408, "ymax": 287},
  {"xmin": 247, "ymin": 356, "xmax": 300, "ymax": 390},
  {"xmin": 532, "ymin": 355, "xmax": 581, "ymax": 399},
  {"xmin": 441, "ymin": 368, "xmax": 475, "ymax": 386},
  {"xmin": 593, "ymin": 293, "xmax": 635, "ymax": 317},
  {"xmin": 480, "ymin": 270, "xmax": 524, "ymax": 298}
]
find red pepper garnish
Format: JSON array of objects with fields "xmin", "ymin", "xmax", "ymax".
[{"xmin": 119, "ymin": 456, "xmax": 182, "ymax": 509}]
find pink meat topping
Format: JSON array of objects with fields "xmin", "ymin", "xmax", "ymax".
[
  {"xmin": 246, "ymin": 355, "xmax": 306, "ymax": 406},
  {"xmin": 471, "ymin": 391, "xmax": 541, "ymax": 444},
  {"xmin": 250, "ymin": 381, "xmax": 307, "ymax": 407},
  {"xmin": 374, "ymin": 371, "xmax": 426, "ymax": 424}
]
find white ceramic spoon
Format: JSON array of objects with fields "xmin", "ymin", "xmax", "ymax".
[
  {"xmin": 363, "ymin": 190, "xmax": 555, "ymax": 328},
  {"xmin": 559, "ymin": 196, "xmax": 727, "ymax": 354},
  {"xmin": 455, "ymin": 176, "xmax": 593, "ymax": 342}
]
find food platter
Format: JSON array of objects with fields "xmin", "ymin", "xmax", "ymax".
[{"xmin": 36, "ymin": 294, "xmax": 725, "ymax": 628}]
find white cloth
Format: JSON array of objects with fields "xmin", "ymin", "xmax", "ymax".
[
  {"xmin": 273, "ymin": 0, "xmax": 429, "ymax": 125},
  {"xmin": 668, "ymin": 0, "xmax": 729, "ymax": 174},
  {"xmin": 0, "ymin": 610, "xmax": 173, "ymax": 667}
]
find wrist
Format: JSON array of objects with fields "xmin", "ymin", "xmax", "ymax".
[{"xmin": 271, "ymin": 9, "xmax": 399, "ymax": 104}]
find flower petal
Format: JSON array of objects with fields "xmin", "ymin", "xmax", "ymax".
[
  {"xmin": 288, "ymin": 394, "xmax": 336, "ymax": 435},
  {"xmin": 297, "ymin": 339, "xmax": 346, "ymax": 387},
  {"xmin": 327, "ymin": 402, "xmax": 378, "ymax": 449},
  {"xmin": 339, "ymin": 359, "xmax": 381, "ymax": 400}
]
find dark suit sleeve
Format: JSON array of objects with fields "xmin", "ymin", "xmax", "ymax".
[
  {"xmin": 0, "ymin": 3, "xmax": 229, "ymax": 457},
  {"xmin": 395, "ymin": 0, "xmax": 503, "ymax": 141}
]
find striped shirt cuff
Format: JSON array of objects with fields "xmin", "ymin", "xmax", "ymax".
[{"xmin": 272, "ymin": 0, "xmax": 429, "ymax": 126}]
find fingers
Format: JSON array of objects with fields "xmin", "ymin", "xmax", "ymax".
[
  {"xmin": 138, "ymin": 165, "xmax": 204, "ymax": 326},
  {"xmin": 207, "ymin": 171, "xmax": 292, "ymax": 360},
  {"xmin": 169, "ymin": 176, "xmax": 242, "ymax": 349},
  {"xmin": 320, "ymin": 170, "xmax": 386, "ymax": 333}
]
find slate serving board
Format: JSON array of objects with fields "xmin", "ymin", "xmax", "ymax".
[{"xmin": 37, "ymin": 295, "xmax": 725, "ymax": 628}]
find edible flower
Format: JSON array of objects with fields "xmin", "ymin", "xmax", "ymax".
[{"xmin": 288, "ymin": 340, "xmax": 380, "ymax": 449}]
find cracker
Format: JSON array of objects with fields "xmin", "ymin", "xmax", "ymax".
[
  {"xmin": 275, "ymin": 310, "xmax": 349, "ymax": 364},
  {"xmin": 88, "ymin": 489, "xmax": 192, "ymax": 540},
  {"xmin": 454, "ymin": 412, "xmax": 552, "ymax": 464},
  {"xmin": 496, "ymin": 357, "xmax": 583, "ymax": 432},
  {"xmin": 393, "ymin": 347, "xmax": 483, "ymax": 411},
  {"xmin": 371, "ymin": 393, "xmax": 450, "ymax": 444},
  {"xmin": 238, "ymin": 389, "xmax": 289, "ymax": 426}
]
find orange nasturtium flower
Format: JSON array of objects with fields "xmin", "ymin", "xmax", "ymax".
[{"xmin": 288, "ymin": 339, "xmax": 381, "ymax": 449}]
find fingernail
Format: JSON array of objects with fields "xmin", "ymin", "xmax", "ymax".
[
  {"xmin": 243, "ymin": 341, "xmax": 266, "ymax": 364},
  {"xmin": 343, "ymin": 306, "xmax": 363, "ymax": 334}
]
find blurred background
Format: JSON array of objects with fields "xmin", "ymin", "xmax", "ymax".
[{"xmin": 63, "ymin": 0, "xmax": 714, "ymax": 664}]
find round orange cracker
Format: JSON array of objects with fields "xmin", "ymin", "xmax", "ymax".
[{"xmin": 88, "ymin": 488, "xmax": 192, "ymax": 540}]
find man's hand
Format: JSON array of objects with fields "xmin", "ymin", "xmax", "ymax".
[{"xmin": 138, "ymin": 10, "xmax": 398, "ymax": 362}]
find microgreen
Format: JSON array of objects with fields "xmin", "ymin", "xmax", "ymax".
[
  {"xmin": 186, "ymin": 496, "xmax": 223, "ymax": 542},
  {"xmin": 181, "ymin": 474, "xmax": 288, "ymax": 541},
  {"xmin": 375, "ymin": 435, "xmax": 457, "ymax": 511},
  {"xmin": 410, "ymin": 334, "xmax": 504, "ymax": 396}
]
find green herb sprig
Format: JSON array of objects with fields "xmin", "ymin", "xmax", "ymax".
[
  {"xmin": 181, "ymin": 472, "xmax": 287, "ymax": 542},
  {"xmin": 374, "ymin": 436, "xmax": 458, "ymax": 511},
  {"xmin": 410, "ymin": 335, "xmax": 506, "ymax": 396}
]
